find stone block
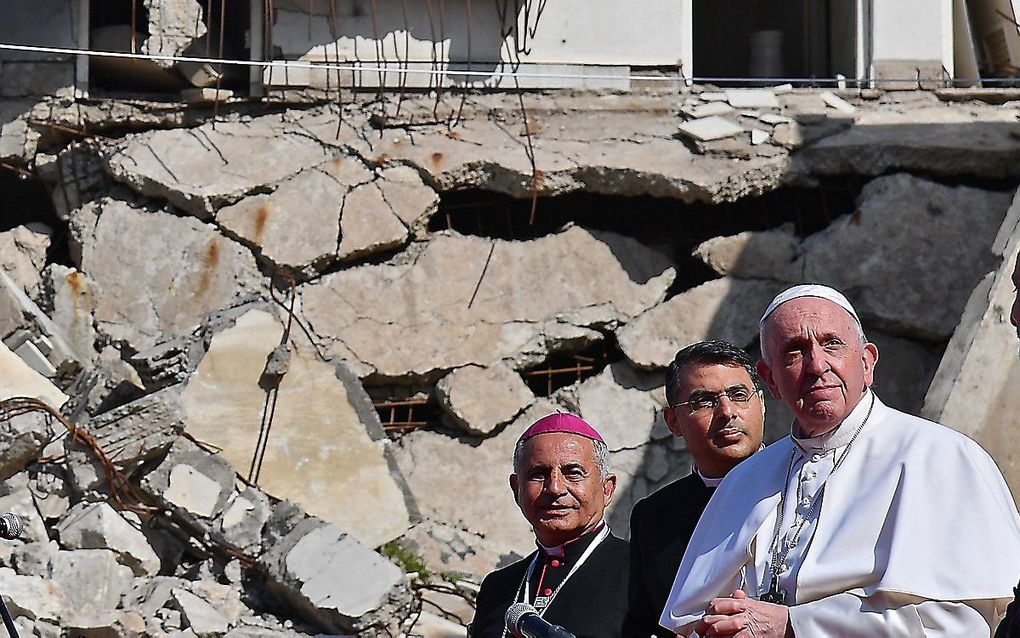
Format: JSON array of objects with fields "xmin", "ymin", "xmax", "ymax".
[
  {"xmin": 617, "ymin": 278, "xmax": 786, "ymax": 370},
  {"xmin": 50, "ymin": 549, "xmax": 134, "ymax": 613},
  {"xmin": 0, "ymin": 567, "xmax": 66, "ymax": 622},
  {"xmin": 693, "ymin": 224, "xmax": 801, "ymax": 280},
  {"xmin": 262, "ymin": 520, "xmax": 410, "ymax": 634},
  {"xmin": 678, "ymin": 116, "xmax": 743, "ymax": 142},
  {"xmin": 681, "ymin": 102, "xmax": 735, "ymax": 119},
  {"xmin": 435, "ymin": 364, "xmax": 534, "ymax": 436},
  {"xmin": 724, "ymin": 89, "xmax": 780, "ymax": 109},
  {"xmin": 213, "ymin": 487, "xmax": 272, "ymax": 553},
  {"xmin": 45, "ymin": 265, "xmax": 99, "ymax": 364},
  {"xmin": 0, "ymin": 225, "xmax": 50, "ymax": 297},
  {"xmin": 141, "ymin": 438, "xmax": 234, "ymax": 523},
  {"xmin": 0, "ymin": 411, "xmax": 58, "ymax": 483},
  {"xmin": 180, "ymin": 308, "xmax": 411, "ymax": 548},
  {"xmin": 82, "ymin": 385, "xmax": 184, "ymax": 469},
  {"xmin": 171, "ymin": 588, "xmax": 231, "ymax": 636},
  {"xmin": 54, "ymin": 501, "xmax": 161, "ymax": 576}
]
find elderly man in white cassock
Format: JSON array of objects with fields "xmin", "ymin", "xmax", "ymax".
[{"xmin": 660, "ymin": 284, "xmax": 1020, "ymax": 637}]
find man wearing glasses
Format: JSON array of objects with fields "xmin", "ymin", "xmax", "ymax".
[{"xmin": 624, "ymin": 340, "xmax": 765, "ymax": 638}]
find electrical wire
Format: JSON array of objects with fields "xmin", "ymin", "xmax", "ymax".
[{"xmin": 3, "ymin": 41, "xmax": 1016, "ymax": 85}]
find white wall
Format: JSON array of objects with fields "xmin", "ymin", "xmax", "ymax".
[{"xmin": 871, "ymin": 0, "xmax": 952, "ymax": 70}]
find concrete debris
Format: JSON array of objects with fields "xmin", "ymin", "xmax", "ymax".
[
  {"xmin": 180, "ymin": 308, "xmax": 411, "ymax": 548},
  {"xmin": 80, "ymin": 385, "xmax": 184, "ymax": 469},
  {"xmin": 171, "ymin": 588, "xmax": 231, "ymax": 636},
  {"xmin": 0, "ymin": 567, "xmax": 67, "ymax": 623},
  {"xmin": 62, "ymin": 347, "xmax": 147, "ymax": 419},
  {"xmin": 141, "ymin": 0, "xmax": 208, "ymax": 69},
  {"xmin": 54, "ymin": 501, "xmax": 161, "ymax": 576},
  {"xmin": 617, "ymin": 278, "xmax": 786, "ymax": 370},
  {"xmin": 681, "ymin": 102, "xmax": 735, "ymax": 119},
  {"xmin": 698, "ymin": 92, "xmax": 727, "ymax": 102},
  {"xmin": 435, "ymin": 364, "xmax": 535, "ymax": 436},
  {"xmin": 724, "ymin": 89, "xmax": 780, "ymax": 109},
  {"xmin": 50, "ymin": 549, "xmax": 134, "ymax": 615},
  {"xmin": 758, "ymin": 113, "xmax": 794, "ymax": 125},
  {"xmin": 70, "ymin": 198, "xmax": 265, "ymax": 351},
  {"xmin": 819, "ymin": 90, "xmax": 859, "ymax": 114},
  {"xmin": 181, "ymin": 87, "xmax": 234, "ymax": 105},
  {"xmin": 751, "ymin": 129, "xmax": 770, "ymax": 145},
  {"xmin": 0, "ymin": 224, "xmax": 50, "ymax": 297},
  {"xmin": 693, "ymin": 224, "xmax": 801, "ymax": 280},
  {"xmin": 141, "ymin": 438, "xmax": 235, "ymax": 522},
  {"xmin": 338, "ymin": 180, "xmax": 412, "ymax": 262},
  {"xmin": 791, "ymin": 173, "xmax": 1010, "ymax": 339},
  {"xmin": 262, "ymin": 520, "xmax": 410, "ymax": 634},
  {"xmin": 301, "ymin": 226, "xmax": 674, "ymax": 379},
  {"xmin": 44, "ymin": 265, "xmax": 99, "ymax": 365},
  {"xmin": 213, "ymin": 487, "xmax": 271, "ymax": 554},
  {"xmin": 678, "ymin": 116, "xmax": 744, "ymax": 142},
  {"xmin": 0, "ymin": 411, "xmax": 57, "ymax": 483},
  {"xmin": 104, "ymin": 119, "xmax": 334, "ymax": 219}
]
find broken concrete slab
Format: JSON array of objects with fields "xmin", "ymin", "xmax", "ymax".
[
  {"xmin": 44, "ymin": 265, "xmax": 98, "ymax": 365},
  {"xmin": 216, "ymin": 161, "xmax": 367, "ymax": 277},
  {"xmin": 678, "ymin": 116, "xmax": 744, "ymax": 142},
  {"xmin": 300, "ymin": 226, "xmax": 674, "ymax": 379},
  {"xmin": 0, "ymin": 567, "xmax": 66, "ymax": 623},
  {"xmin": 376, "ymin": 165, "xmax": 441, "ymax": 240},
  {"xmin": 80, "ymin": 385, "xmax": 184, "ymax": 470},
  {"xmin": 793, "ymin": 173, "xmax": 1011, "ymax": 339},
  {"xmin": 70, "ymin": 198, "xmax": 265, "ymax": 351},
  {"xmin": 820, "ymin": 91, "xmax": 858, "ymax": 114},
  {"xmin": 617, "ymin": 278, "xmax": 786, "ymax": 370},
  {"xmin": 435, "ymin": 364, "xmax": 534, "ymax": 436},
  {"xmin": 50, "ymin": 549, "xmax": 134, "ymax": 614},
  {"xmin": 0, "ymin": 224, "xmax": 50, "ymax": 297},
  {"xmin": 262, "ymin": 519, "xmax": 410, "ymax": 634},
  {"xmin": 337, "ymin": 180, "xmax": 410, "ymax": 262},
  {"xmin": 62, "ymin": 347, "xmax": 147, "ymax": 420},
  {"xmin": 54, "ymin": 501, "xmax": 161, "ymax": 576},
  {"xmin": 693, "ymin": 224, "xmax": 801, "ymax": 280},
  {"xmin": 923, "ymin": 189, "xmax": 1020, "ymax": 499},
  {"xmin": 103, "ymin": 119, "xmax": 335, "ymax": 219},
  {"xmin": 213, "ymin": 487, "xmax": 271, "ymax": 554},
  {"xmin": 141, "ymin": 0, "xmax": 207, "ymax": 68},
  {"xmin": 180, "ymin": 308, "xmax": 410, "ymax": 549},
  {"xmin": 171, "ymin": 588, "xmax": 231, "ymax": 636},
  {"xmin": 0, "ymin": 412, "xmax": 58, "ymax": 484},
  {"xmin": 141, "ymin": 438, "xmax": 235, "ymax": 522},
  {"xmin": 555, "ymin": 362, "xmax": 669, "ymax": 451},
  {"xmin": 725, "ymin": 89, "xmax": 780, "ymax": 109},
  {"xmin": 681, "ymin": 102, "xmax": 735, "ymax": 119}
]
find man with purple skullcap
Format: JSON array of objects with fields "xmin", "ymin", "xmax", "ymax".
[
  {"xmin": 470, "ymin": 413, "xmax": 630, "ymax": 638},
  {"xmin": 660, "ymin": 284, "xmax": 1020, "ymax": 637}
]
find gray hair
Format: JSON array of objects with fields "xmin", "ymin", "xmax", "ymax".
[{"xmin": 512, "ymin": 436, "xmax": 611, "ymax": 481}]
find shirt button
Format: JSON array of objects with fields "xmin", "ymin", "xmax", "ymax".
[
  {"xmin": 542, "ymin": 588, "xmax": 553, "ymax": 596},
  {"xmin": 550, "ymin": 559, "xmax": 561, "ymax": 568}
]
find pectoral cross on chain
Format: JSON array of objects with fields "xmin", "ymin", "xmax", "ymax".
[{"xmin": 760, "ymin": 575, "xmax": 787, "ymax": 605}]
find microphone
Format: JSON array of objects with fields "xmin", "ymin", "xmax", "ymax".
[
  {"xmin": 0, "ymin": 513, "xmax": 23, "ymax": 540},
  {"xmin": 505, "ymin": 603, "xmax": 576, "ymax": 638}
]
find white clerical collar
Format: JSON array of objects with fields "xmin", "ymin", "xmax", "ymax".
[
  {"xmin": 792, "ymin": 388, "xmax": 873, "ymax": 457},
  {"xmin": 695, "ymin": 466, "xmax": 724, "ymax": 487}
]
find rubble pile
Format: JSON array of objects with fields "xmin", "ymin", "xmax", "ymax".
[{"xmin": 0, "ymin": 68, "xmax": 1017, "ymax": 636}]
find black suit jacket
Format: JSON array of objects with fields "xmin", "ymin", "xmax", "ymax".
[
  {"xmin": 624, "ymin": 473, "xmax": 714, "ymax": 638},
  {"xmin": 470, "ymin": 530, "xmax": 630, "ymax": 638}
]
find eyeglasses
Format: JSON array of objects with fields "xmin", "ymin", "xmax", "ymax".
[{"xmin": 671, "ymin": 387, "xmax": 758, "ymax": 414}]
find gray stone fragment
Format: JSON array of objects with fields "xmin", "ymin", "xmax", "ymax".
[
  {"xmin": 435, "ymin": 364, "xmax": 534, "ymax": 436},
  {"xmin": 82, "ymin": 385, "xmax": 184, "ymax": 470},
  {"xmin": 11, "ymin": 540, "xmax": 58, "ymax": 577},
  {"xmin": 618, "ymin": 278, "xmax": 786, "ymax": 370},
  {"xmin": 0, "ymin": 567, "xmax": 66, "ymax": 622},
  {"xmin": 338, "ymin": 180, "xmax": 409, "ymax": 262},
  {"xmin": 0, "ymin": 411, "xmax": 57, "ymax": 483},
  {"xmin": 104, "ymin": 119, "xmax": 334, "ymax": 218},
  {"xmin": 377, "ymin": 165, "xmax": 440, "ymax": 240},
  {"xmin": 62, "ymin": 348, "xmax": 146, "ymax": 419},
  {"xmin": 693, "ymin": 224, "xmax": 801, "ymax": 280},
  {"xmin": 725, "ymin": 89, "xmax": 780, "ymax": 109},
  {"xmin": 171, "ymin": 588, "xmax": 230, "ymax": 636},
  {"xmin": 44, "ymin": 265, "xmax": 99, "ymax": 365},
  {"xmin": 793, "ymin": 174, "xmax": 1011, "ymax": 339},
  {"xmin": 50, "ymin": 549, "xmax": 134, "ymax": 613},
  {"xmin": 141, "ymin": 0, "xmax": 206, "ymax": 67},
  {"xmin": 141, "ymin": 438, "xmax": 234, "ymax": 522},
  {"xmin": 262, "ymin": 520, "xmax": 410, "ymax": 634},
  {"xmin": 69, "ymin": 198, "xmax": 265, "ymax": 351},
  {"xmin": 301, "ymin": 226, "xmax": 673, "ymax": 379},
  {"xmin": 213, "ymin": 487, "xmax": 272, "ymax": 553},
  {"xmin": 0, "ymin": 224, "xmax": 50, "ymax": 297},
  {"xmin": 678, "ymin": 116, "xmax": 743, "ymax": 142},
  {"xmin": 54, "ymin": 501, "xmax": 161, "ymax": 576}
]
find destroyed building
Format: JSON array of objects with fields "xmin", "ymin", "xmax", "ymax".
[{"xmin": 0, "ymin": 0, "xmax": 1019, "ymax": 636}]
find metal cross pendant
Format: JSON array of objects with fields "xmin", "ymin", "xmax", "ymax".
[{"xmin": 760, "ymin": 576, "xmax": 787, "ymax": 605}]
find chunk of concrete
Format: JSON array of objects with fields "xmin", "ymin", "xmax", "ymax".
[
  {"xmin": 618, "ymin": 278, "xmax": 786, "ymax": 370},
  {"xmin": 62, "ymin": 347, "xmax": 146, "ymax": 419},
  {"xmin": 338, "ymin": 180, "xmax": 410, "ymax": 262},
  {"xmin": 435, "ymin": 364, "xmax": 534, "ymax": 436},
  {"xmin": 300, "ymin": 226, "xmax": 673, "ymax": 379},
  {"xmin": 693, "ymin": 224, "xmax": 801, "ymax": 279},
  {"xmin": 678, "ymin": 116, "xmax": 744, "ymax": 142},
  {"xmin": 214, "ymin": 487, "xmax": 272, "ymax": 553},
  {"xmin": 50, "ymin": 549, "xmax": 134, "ymax": 613},
  {"xmin": 262, "ymin": 520, "xmax": 409, "ymax": 634},
  {"xmin": 70, "ymin": 198, "xmax": 265, "ymax": 351},
  {"xmin": 681, "ymin": 102, "xmax": 735, "ymax": 119},
  {"xmin": 376, "ymin": 165, "xmax": 440, "ymax": 240},
  {"xmin": 81, "ymin": 385, "xmax": 184, "ymax": 469},
  {"xmin": 0, "ymin": 411, "xmax": 58, "ymax": 483},
  {"xmin": 820, "ymin": 91, "xmax": 858, "ymax": 114},
  {"xmin": 54, "ymin": 501, "xmax": 161, "ymax": 576},
  {"xmin": 0, "ymin": 224, "xmax": 50, "ymax": 297},
  {"xmin": 0, "ymin": 567, "xmax": 66, "ymax": 622},
  {"xmin": 180, "ymin": 308, "xmax": 410, "ymax": 548},
  {"xmin": 793, "ymin": 174, "xmax": 1011, "ymax": 338},
  {"xmin": 141, "ymin": 438, "xmax": 234, "ymax": 522},
  {"xmin": 45, "ymin": 265, "xmax": 99, "ymax": 364},
  {"xmin": 104, "ymin": 119, "xmax": 334, "ymax": 218},
  {"xmin": 171, "ymin": 588, "xmax": 231, "ymax": 636},
  {"xmin": 725, "ymin": 89, "xmax": 780, "ymax": 109},
  {"xmin": 216, "ymin": 161, "xmax": 369, "ymax": 277},
  {"xmin": 141, "ymin": 0, "xmax": 207, "ymax": 69}
]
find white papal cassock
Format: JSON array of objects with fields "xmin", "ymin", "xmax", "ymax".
[{"xmin": 660, "ymin": 390, "xmax": 1020, "ymax": 636}]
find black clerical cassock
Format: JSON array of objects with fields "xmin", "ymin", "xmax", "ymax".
[
  {"xmin": 624, "ymin": 474, "xmax": 714, "ymax": 638},
  {"xmin": 470, "ymin": 523, "xmax": 630, "ymax": 638}
]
